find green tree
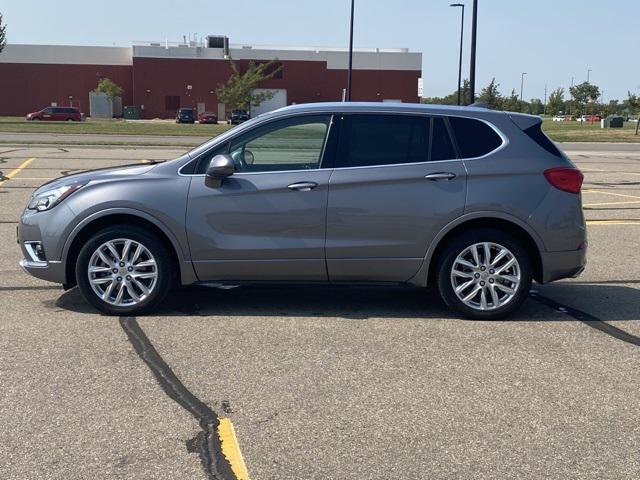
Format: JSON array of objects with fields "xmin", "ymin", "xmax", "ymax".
[
  {"xmin": 625, "ymin": 92, "xmax": 639, "ymax": 116},
  {"xmin": 529, "ymin": 98, "xmax": 544, "ymax": 115},
  {"xmin": 477, "ymin": 78, "xmax": 503, "ymax": 109},
  {"xmin": 502, "ymin": 89, "xmax": 521, "ymax": 112},
  {"xmin": 546, "ymin": 87, "xmax": 565, "ymax": 116},
  {"xmin": 94, "ymin": 77, "xmax": 123, "ymax": 98},
  {"xmin": 216, "ymin": 60, "xmax": 282, "ymax": 110},
  {"xmin": 569, "ymin": 82, "xmax": 600, "ymax": 115},
  {"xmin": 422, "ymin": 79, "xmax": 470, "ymax": 106},
  {"xmin": 0, "ymin": 13, "xmax": 7, "ymax": 53}
]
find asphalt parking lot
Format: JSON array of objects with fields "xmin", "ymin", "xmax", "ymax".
[{"xmin": 1, "ymin": 143, "xmax": 639, "ymax": 480}]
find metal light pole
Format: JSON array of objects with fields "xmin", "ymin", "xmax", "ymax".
[
  {"xmin": 520, "ymin": 72, "xmax": 527, "ymax": 103},
  {"xmin": 468, "ymin": 0, "xmax": 478, "ymax": 105},
  {"xmin": 450, "ymin": 3, "xmax": 465, "ymax": 106},
  {"xmin": 346, "ymin": 0, "xmax": 355, "ymax": 101},
  {"xmin": 587, "ymin": 68, "xmax": 592, "ymax": 83}
]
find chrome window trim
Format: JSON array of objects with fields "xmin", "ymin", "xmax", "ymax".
[{"xmin": 178, "ymin": 109, "xmax": 508, "ymax": 176}]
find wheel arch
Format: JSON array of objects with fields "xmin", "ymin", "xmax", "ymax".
[
  {"xmin": 410, "ymin": 212, "xmax": 545, "ymax": 287},
  {"xmin": 62, "ymin": 209, "xmax": 196, "ymax": 288}
]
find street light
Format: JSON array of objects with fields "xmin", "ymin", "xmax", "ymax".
[
  {"xmin": 468, "ymin": 0, "xmax": 478, "ymax": 105},
  {"xmin": 587, "ymin": 68, "xmax": 592, "ymax": 83},
  {"xmin": 520, "ymin": 72, "xmax": 527, "ymax": 104},
  {"xmin": 450, "ymin": 3, "xmax": 465, "ymax": 106},
  {"xmin": 346, "ymin": 0, "xmax": 355, "ymax": 101}
]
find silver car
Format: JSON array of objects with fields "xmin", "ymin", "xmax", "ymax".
[{"xmin": 18, "ymin": 103, "xmax": 586, "ymax": 319}]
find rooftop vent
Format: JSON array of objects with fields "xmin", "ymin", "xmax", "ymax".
[{"xmin": 207, "ymin": 35, "xmax": 229, "ymax": 58}]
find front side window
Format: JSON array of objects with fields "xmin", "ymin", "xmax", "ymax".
[
  {"xmin": 448, "ymin": 116, "xmax": 503, "ymax": 158},
  {"xmin": 228, "ymin": 115, "xmax": 331, "ymax": 173},
  {"xmin": 338, "ymin": 115, "xmax": 429, "ymax": 168}
]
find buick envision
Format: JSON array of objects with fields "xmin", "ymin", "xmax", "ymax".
[{"xmin": 19, "ymin": 103, "xmax": 586, "ymax": 319}]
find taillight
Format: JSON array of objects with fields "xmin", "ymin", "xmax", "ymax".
[{"xmin": 544, "ymin": 167, "xmax": 584, "ymax": 194}]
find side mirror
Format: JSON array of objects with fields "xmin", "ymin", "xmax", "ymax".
[{"xmin": 205, "ymin": 154, "xmax": 235, "ymax": 187}]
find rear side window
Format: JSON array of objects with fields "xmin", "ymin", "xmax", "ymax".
[
  {"xmin": 339, "ymin": 115, "xmax": 428, "ymax": 167},
  {"xmin": 449, "ymin": 116, "xmax": 503, "ymax": 158},
  {"xmin": 523, "ymin": 123, "xmax": 563, "ymax": 158},
  {"xmin": 430, "ymin": 118, "xmax": 456, "ymax": 161}
]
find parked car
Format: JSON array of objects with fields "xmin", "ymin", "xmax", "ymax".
[
  {"xmin": 175, "ymin": 107, "xmax": 195, "ymax": 123},
  {"xmin": 228, "ymin": 109, "xmax": 250, "ymax": 125},
  {"xmin": 26, "ymin": 107, "xmax": 82, "ymax": 121},
  {"xmin": 198, "ymin": 112, "xmax": 218, "ymax": 124},
  {"xmin": 552, "ymin": 115, "xmax": 565, "ymax": 122},
  {"xmin": 576, "ymin": 115, "xmax": 601, "ymax": 122},
  {"xmin": 18, "ymin": 102, "xmax": 586, "ymax": 319}
]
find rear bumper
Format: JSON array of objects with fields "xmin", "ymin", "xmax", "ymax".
[{"xmin": 540, "ymin": 247, "xmax": 586, "ymax": 283}]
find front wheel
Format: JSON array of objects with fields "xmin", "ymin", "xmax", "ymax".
[
  {"xmin": 76, "ymin": 226, "xmax": 172, "ymax": 315},
  {"xmin": 437, "ymin": 229, "xmax": 532, "ymax": 320}
]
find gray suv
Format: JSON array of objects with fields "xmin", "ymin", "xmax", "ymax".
[{"xmin": 18, "ymin": 103, "xmax": 586, "ymax": 319}]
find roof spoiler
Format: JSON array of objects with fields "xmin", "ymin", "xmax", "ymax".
[{"xmin": 508, "ymin": 113, "xmax": 542, "ymax": 131}]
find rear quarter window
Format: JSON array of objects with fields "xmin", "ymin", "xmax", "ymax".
[{"xmin": 449, "ymin": 116, "xmax": 503, "ymax": 158}]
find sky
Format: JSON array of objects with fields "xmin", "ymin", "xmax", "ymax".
[{"xmin": 2, "ymin": 0, "xmax": 639, "ymax": 102}]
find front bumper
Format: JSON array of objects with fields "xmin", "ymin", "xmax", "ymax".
[
  {"xmin": 19, "ymin": 258, "xmax": 66, "ymax": 283},
  {"xmin": 17, "ymin": 205, "xmax": 75, "ymax": 285},
  {"xmin": 540, "ymin": 247, "xmax": 587, "ymax": 283}
]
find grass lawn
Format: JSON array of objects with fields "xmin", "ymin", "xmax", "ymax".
[
  {"xmin": 541, "ymin": 119, "xmax": 640, "ymax": 143},
  {"xmin": 0, "ymin": 116, "xmax": 232, "ymax": 137},
  {"xmin": 0, "ymin": 115, "xmax": 639, "ymax": 144}
]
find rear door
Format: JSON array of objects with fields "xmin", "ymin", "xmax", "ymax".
[
  {"xmin": 326, "ymin": 113, "xmax": 467, "ymax": 282},
  {"xmin": 52, "ymin": 108, "xmax": 66, "ymax": 121}
]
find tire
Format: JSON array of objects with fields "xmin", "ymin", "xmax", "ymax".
[
  {"xmin": 75, "ymin": 225, "xmax": 172, "ymax": 315},
  {"xmin": 32, "ymin": 117, "xmax": 40, "ymax": 121},
  {"xmin": 66, "ymin": 118, "xmax": 74, "ymax": 122},
  {"xmin": 436, "ymin": 228, "xmax": 532, "ymax": 320}
]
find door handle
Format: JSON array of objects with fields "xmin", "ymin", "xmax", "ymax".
[
  {"xmin": 287, "ymin": 181, "xmax": 318, "ymax": 191},
  {"xmin": 425, "ymin": 172, "xmax": 456, "ymax": 181}
]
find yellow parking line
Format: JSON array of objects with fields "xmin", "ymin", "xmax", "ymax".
[
  {"xmin": 584, "ymin": 200, "xmax": 640, "ymax": 207},
  {"xmin": 218, "ymin": 418, "xmax": 250, "ymax": 480},
  {"xmin": 583, "ymin": 189, "xmax": 640, "ymax": 200},
  {"xmin": 587, "ymin": 220, "xmax": 640, "ymax": 225},
  {"xmin": 0, "ymin": 157, "xmax": 35, "ymax": 187}
]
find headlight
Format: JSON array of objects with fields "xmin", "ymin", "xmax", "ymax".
[{"xmin": 28, "ymin": 182, "xmax": 86, "ymax": 212}]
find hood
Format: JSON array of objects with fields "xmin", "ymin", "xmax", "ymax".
[{"xmin": 34, "ymin": 163, "xmax": 157, "ymax": 195}]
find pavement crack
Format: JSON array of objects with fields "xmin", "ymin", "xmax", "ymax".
[
  {"xmin": 530, "ymin": 292, "xmax": 640, "ymax": 347},
  {"xmin": 119, "ymin": 316, "xmax": 237, "ymax": 480}
]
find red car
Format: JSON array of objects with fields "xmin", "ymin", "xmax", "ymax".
[
  {"xmin": 198, "ymin": 112, "xmax": 218, "ymax": 124},
  {"xmin": 26, "ymin": 106, "xmax": 82, "ymax": 121}
]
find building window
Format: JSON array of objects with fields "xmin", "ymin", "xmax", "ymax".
[{"xmin": 165, "ymin": 95, "xmax": 180, "ymax": 111}]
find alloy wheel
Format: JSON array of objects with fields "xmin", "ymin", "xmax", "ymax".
[
  {"xmin": 87, "ymin": 238, "xmax": 158, "ymax": 306},
  {"xmin": 450, "ymin": 242, "xmax": 521, "ymax": 311}
]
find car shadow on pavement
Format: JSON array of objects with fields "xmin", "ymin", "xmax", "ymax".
[{"xmin": 54, "ymin": 281, "xmax": 640, "ymax": 323}]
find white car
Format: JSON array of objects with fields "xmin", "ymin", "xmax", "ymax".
[{"xmin": 552, "ymin": 115, "xmax": 565, "ymax": 122}]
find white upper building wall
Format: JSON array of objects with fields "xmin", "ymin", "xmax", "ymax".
[
  {"xmin": 133, "ymin": 45, "xmax": 421, "ymax": 71},
  {"xmin": 0, "ymin": 44, "xmax": 133, "ymax": 65},
  {"xmin": 0, "ymin": 43, "xmax": 422, "ymax": 72}
]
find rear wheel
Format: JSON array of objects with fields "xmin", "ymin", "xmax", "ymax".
[
  {"xmin": 437, "ymin": 228, "xmax": 532, "ymax": 320},
  {"xmin": 76, "ymin": 225, "xmax": 172, "ymax": 315}
]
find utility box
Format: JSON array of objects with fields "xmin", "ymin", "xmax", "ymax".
[
  {"xmin": 601, "ymin": 116, "xmax": 624, "ymax": 129},
  {"xmin": 608, "ymin": 116, "xmax": 624, "ymax": 128},
  {"xmin": 123, "ymin": 106, "xmax": 141, "ymax": 120}
]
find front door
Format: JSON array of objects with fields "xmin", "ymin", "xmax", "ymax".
[
  {"xmin": 326, "ymin": 114, "xmax": 467, "ymax": 282},
  {"xmin": 186, "ymin": 114, "xmax": 335, "ymax": 281}
]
